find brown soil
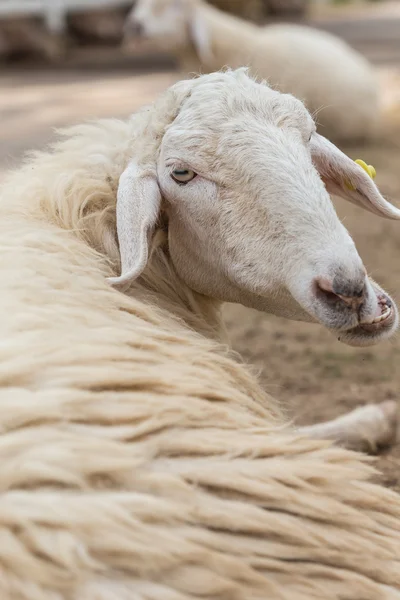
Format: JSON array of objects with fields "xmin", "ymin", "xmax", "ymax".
[{"xmin": 1, "ymin": 64, "xmax": 400, "ymax": 491}]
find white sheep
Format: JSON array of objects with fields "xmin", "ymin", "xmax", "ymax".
[
  {"xmin": 125, "ymin": 0, "xmax": 380, "ymax": 143},
  {"xmin": 0, "ymin": 69, "xmax": 400, "ymax": 599}
]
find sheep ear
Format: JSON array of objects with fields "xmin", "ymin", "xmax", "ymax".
[
  {"xmin": 189, "ymin": 7, "xmax": 213, "ymax": 64},
  {"xmin": 310, "ymin": 132, "xmax": 400, "ymax": 220},
  {"xmin": 107, "ymin": 160, "xmax": 161, "ymax": 289}
]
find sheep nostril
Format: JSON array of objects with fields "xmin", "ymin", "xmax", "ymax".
[{"xmin": 315, "ymin": 277, "xmax": 366, "ymax": 311}]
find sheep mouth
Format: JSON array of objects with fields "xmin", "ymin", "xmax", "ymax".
[
  {"xmin": 359, "ymin": 294, "xmax": 393, "ymax": 329},
  {"xmin": 337, "ymin": 287, "xmax": 397, "ymax": 347}
]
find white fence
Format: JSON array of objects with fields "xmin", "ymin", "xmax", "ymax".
[{"xmin": 0, "ymin": 0, "xmax": 132, "ymax": 32}]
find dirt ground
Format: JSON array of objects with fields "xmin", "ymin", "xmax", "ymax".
[{"xmin": 1, "ymin": 60, "xmax": 400, "ymax": 490}]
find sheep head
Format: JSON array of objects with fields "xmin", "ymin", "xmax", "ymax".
[
  {"xmin": 109, "ymin": 69, "xmax": 400, "ymax": 347},
  {"xmin": 124, "ymin": 0, "xmax": 212, "ymax": 62}
]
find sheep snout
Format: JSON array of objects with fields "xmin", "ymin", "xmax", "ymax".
[
  {"xmin": 315, "ymin": 275, "xmax": 367, "ymax": 314},
  {"xmin": 311, "ymin": 272, "xmax": 397, "ymax": 346}
]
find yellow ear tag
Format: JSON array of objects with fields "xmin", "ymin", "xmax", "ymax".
[
  {"xmin": 355, "ymin": 159, "xmax": 376, "ymax": 180},
  {"xmin": 345, "ymin": 159, "xmax": 376, "ymax": 191}
]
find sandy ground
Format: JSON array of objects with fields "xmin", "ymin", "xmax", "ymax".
[{"xmin": 1, "ymin": 60, "xmax": 400, "ymax": 491}]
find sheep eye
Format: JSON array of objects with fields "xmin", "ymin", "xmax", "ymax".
[{"xmin": 171, "ymin": 169, "xmax": 197, "ymax": 184}]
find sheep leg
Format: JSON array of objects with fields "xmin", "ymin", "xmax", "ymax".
[{"xmin": 297, "ymin": 401, "xmax": 398, "ymax": 453}]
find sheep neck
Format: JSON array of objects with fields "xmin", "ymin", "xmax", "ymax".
[{"xmin": 136, "ymin": 238, "xmax": 227, "ymax": 343}]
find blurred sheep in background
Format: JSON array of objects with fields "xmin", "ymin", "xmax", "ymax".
[{"xmin": 124, "ymin": 0, "xmax": 380, "ymax": 142}]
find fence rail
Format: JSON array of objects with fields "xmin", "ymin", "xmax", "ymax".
[{"xmin": 0, "ymin": 0, "xmax": 131, "ymax": 31}]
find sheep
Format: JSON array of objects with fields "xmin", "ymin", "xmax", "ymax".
[
  {"xmin": 125, "ymin": 0, "xmax": 379, "ymax": 143},
  {"xmin": 1, "ymin": 69, "xmax": 400, "ymax": 599}
]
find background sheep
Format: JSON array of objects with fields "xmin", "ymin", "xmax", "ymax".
[
  {"xmin": 0, "ymin": 69, "xmax": 400, "ymax": 599},
  {"xmin": 125, "ymin": 0, "xmax": 380, "ymax": 143}
]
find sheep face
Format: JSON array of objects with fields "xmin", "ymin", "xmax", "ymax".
[
  {"xmin": 125, "ymin": 0, "xmax": 213, "ymax": 62},
  {"xmin": 111, "ymin": 71, "xmax": 400, "ymax": 347},
  {"xmin": 125, "ymin": 0, "xmax": 191, "ymax": 52}
]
